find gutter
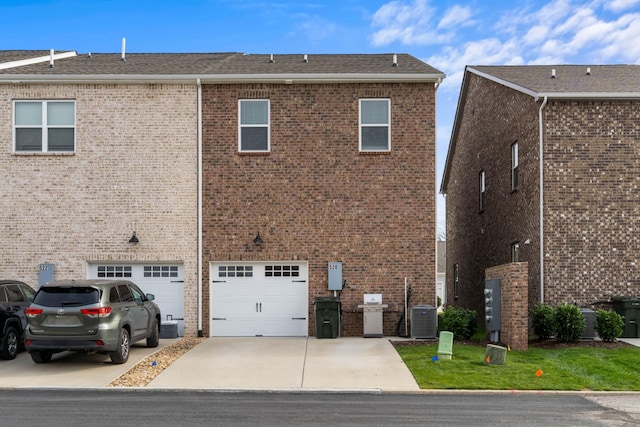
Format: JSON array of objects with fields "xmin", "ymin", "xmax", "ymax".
[
  {"xmin": 0, "ymin": 73, "xmax": 445, "ymax": 85},
  {"xmin": 536, "ymin": 92, "xmax": 640, "ymax": 100},
  {"xmin": 538, "ymin": 96, "xmax": 548, "ymax": 304},
  {"xmin": 197, "ymin": 78, "xmax": 203, "ymax": 337}
]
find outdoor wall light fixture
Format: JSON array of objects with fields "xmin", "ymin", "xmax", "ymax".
[
  {"xmin": 253, "ymin": 232, "xmax": 263, "ymax": 245},
  {"xmin": 128, "ymin": 232, "xmax": 139, "ymax": 244}
]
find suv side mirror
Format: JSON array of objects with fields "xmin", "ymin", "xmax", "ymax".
[{"xmin": 146, "ymin": 293, "xmax": 155, "ymax": 301}]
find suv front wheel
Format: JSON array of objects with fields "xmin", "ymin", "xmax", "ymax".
[{"xmin": 110, "ymin": 328, "xmax": 130, "ymax": 364}]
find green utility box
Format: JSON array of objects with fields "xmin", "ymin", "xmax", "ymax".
[
  {"xmin": 612, "ymin": 296, "xmax": 640, "ymax": 338},
  {"xmin": 314, "ymin": 297, "xmax": 341, "ymax": 339}
]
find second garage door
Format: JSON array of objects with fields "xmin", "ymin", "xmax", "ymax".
[{"xmin": 210, "ymin": 261, "xmax": 308, "ymax": 337}]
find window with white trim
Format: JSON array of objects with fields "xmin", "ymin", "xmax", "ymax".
[
  {"xmin": 453, "ymin": 263, "xmax": 459, "ymax": 299},
  {"xmin": 479, "ymin": 170, "xmax": 486, "ymax": 211},
  {"xmin": 97, "ymin": 265, "xmax": 132, "ymax": 278},
  {"xmin": 239, "ymin": 99, "xmax": 269, "ymax": 152},
  {"xmin": 14, "ymin": 100, "xmax": 75, "ymax": 152},
  {"xmin": 511, "ymin": 141, "xmax": 519, "ymax": 191},
  {"xmin": 359, "ymin": 99, "xmax": 390, "ymax": 152},
  {"xmin": 511, "ymin": 242, "xmax": 520, "ymax": 262}
]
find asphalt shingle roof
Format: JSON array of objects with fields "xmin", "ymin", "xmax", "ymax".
[
  {"xmin": 470, "ymin": 65, "xmax": 640, "ymax": 95},
  {"xmin": 0, "ymin": 50, "xmax": 444, "ymax": 81}
]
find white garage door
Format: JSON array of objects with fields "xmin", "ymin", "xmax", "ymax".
[
  {"xmin": 87, "ymin": 263, "xmax": 185, "ymax": 336},
  {"xmin": 210, "ymin": 261, "xmax": 308, "ymax": 337}
]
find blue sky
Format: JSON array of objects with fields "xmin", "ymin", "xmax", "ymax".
[{"xmin": 3, "ymin": 0, "xmax": 640, "ymax": 232}]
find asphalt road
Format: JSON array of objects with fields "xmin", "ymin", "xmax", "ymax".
[{"xmin": 1, "ymin": 390, "xmax": 638, "ymax": 427}]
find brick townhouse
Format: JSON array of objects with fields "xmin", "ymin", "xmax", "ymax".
[
  {"xmin": 1, "ymin": 50, "xmax": 444, "ymax": 337},
  {"xmin": 441, "ymin": 65, "xmax": 640, "ymax": 321}
]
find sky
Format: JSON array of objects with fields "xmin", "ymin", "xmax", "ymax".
[{"xmin": 3, "ymin": 0, "xmax": 640, "ymax": 234}]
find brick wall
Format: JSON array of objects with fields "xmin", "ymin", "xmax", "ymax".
[
  {"xmin": 202, "ymin": 82, "xmax": 437, "ymax": 336},
  {"xmin": 543, "ymin": 100, "xmax": 640, "ymax": 306},
  {"xmin": 445, "ymin": 74, "xmax": 541, "ymax": 317},
  {"xmin": 486, "ymin": 263, "xmax": 529, "ymax": 351},
  {"xmin": 0, "ymin": 83, "xmax": 199, "ymax": 336},
  {"xmin": 446, "ymin": 73, "xmax": 640, "ymax": 323}
]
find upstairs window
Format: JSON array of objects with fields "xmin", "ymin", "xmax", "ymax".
[
  {"xmin": 479, "ymin": 170, "xmax": 486, "ymax": 212},
  {"xmin": 360, "ymin": 99, "xmax": 390, "ymax": 152},
  {"xmin": 511, "ymin": 242, "xmax": 520, "ymax": 262},
  {"xmin": 511, "ymin": 141, "xmax": 519, "ymax": 191},
  {"xmin": 453, "ymin": 263, "xmax": 459, "ymax": 299},
  {"xmin": 14, "ymin": 100, "xmax": 75, "ymax": 152},
  {"xmin": 239, "ymin": 99, "xmax": 269, "ymax": 152}
]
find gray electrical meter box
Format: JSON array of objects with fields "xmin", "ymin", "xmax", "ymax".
[
  {"xmin": 39, "ymin": 263, "xmax": 55, "ymax": 286},
  {"xmin": 484, "ymin": 278, "xmax": 501, "ymax": 343},
  {"xmin": 328, "ymin": 262, "xmax": 343, "ymax": 290}
]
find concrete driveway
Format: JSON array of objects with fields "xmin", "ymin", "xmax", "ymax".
[
  {"xmin": 148, "ymin": 337, "xmax": 420, "ymax": 391},
  {"xmin": 0, "ymin": 337, "xmax": 419, "ymax": 392},
  {"xmin": 0, "ymin": 339, "xmax": 179, "ymax": 388}
]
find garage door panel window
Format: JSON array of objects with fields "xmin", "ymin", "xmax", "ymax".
[
  {"xmin": 265, "ymin": 265, "xmax": 300, "ymax": 277},
  {"xmin": 97, "ymin": 265, "xmax": 132, "ymax": 278},
  {"xmin": 218, "ymin": 266, "xmax": 253, "ymax": 278},
  {"xmin": 144, "ymin": 265, "xmax": 178, "ymax": 278}
]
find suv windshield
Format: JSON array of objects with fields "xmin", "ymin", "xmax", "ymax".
[{"xmin": 33, "ymin": 287, "xmax": 100, "ymax": 307}]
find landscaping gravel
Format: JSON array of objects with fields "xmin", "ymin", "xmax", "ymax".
[{"xmin": 108, "ymin": 338, "xmax": 205, "ymax": 387}]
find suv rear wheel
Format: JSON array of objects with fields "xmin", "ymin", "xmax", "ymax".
[
  {"xmin": 110, "ymin": 328, "xmax": 130, "ymax": 364},
  {"xmin": 1, "ymin": 326, "xmax": 19, "ymax": 360},
  {"xmin": 30, "ymin": 350, "xmax": 53, "ymax": 363},
  {"xmin": 146, "ymin": 318, "xmax": 159, "ymax": 348}
]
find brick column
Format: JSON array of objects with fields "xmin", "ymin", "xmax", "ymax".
[{"xmin": 486, "ymin": 263, "xmax": 529, "ymax": 351}]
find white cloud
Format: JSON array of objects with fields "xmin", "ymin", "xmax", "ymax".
[
  {"xmin": 604, "ymin": 0, "xmax": 640, "ymax": 12},
  {"xmin": 370, "ymin": 0, "xmax": 457, "ymax": 46},
  {"xmin": 523, "ymin": 25, "xmax": 549, "ymax": 45},
  {"xmin": 427, "ymin": 38, "xmax": 524, "ymax": 92},
  {"xmin": 438, "ymin": 5, "xmax": 473, "ymax": 29},
  {"xmin": 597, "ymin": 13, "xmax": 640, "ymax": 63}
]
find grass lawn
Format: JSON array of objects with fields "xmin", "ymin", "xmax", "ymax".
[{"xmin": 395, "ymin": 342, "xmax": 640, "ymax": 391}]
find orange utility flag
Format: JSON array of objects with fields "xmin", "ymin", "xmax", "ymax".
[{"xmin": 535, "ymin": 369, "xmax": 543, "ymax": 377}]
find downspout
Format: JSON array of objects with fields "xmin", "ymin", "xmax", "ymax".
[
  {"xmin": 197, "ymin": 78, "xmax": 203, "ymax": 337},
  {"xmin": 538, "ymin": 96, "xmax": 548, "ymax": 304}
]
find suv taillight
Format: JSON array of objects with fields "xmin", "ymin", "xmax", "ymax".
[
  {"xmin": 25, "ymin": 307, "xmax": 43, "ymax": 317},
  {"xmin": 80, "ymin": 307, "xmax": 113, "ymax": 318}
]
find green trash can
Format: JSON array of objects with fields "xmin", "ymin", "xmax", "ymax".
[
  {"xmin": 612, "ymin": 296, "xmax": 640, "ymax": 338},
  {"xmin": 314, "ymin": 297, "xmax": 341, "ymax": 338}
]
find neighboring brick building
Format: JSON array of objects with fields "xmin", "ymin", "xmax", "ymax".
[
  {"xmin": 1, "ymin": 50, "xmax": 444, "ymax": 337},
  {"xmin": 441, "ymin": 65, "xmax": 640, "ymax": 322}
]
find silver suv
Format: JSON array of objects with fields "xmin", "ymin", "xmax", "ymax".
[{"xmin": 25, "ymin": 279, "xmax": 161, "ymax": 364}]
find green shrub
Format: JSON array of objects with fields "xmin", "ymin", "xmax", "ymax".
[
  {"xmin": 439, "ymin": 306, "xmax": 477, "ymax": 340},
  {"xmin": 554, "ymin": 303, "xmax": 586, "ymax": 342},
  {"xmin": 532, "ymin": 303, "xmax": 556, "ymax": 340},
  {"xmin": 595, "ymin": 309, "xmax": 625, "ymax": 342}
]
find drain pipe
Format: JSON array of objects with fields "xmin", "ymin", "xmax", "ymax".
[
  {"xmin": 197, "ymin": 78, "xmax": 203, "ymax": 337},
  {"xmin": 538, "ymin": 96, "xmax": 548, "ymax": 304}
]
